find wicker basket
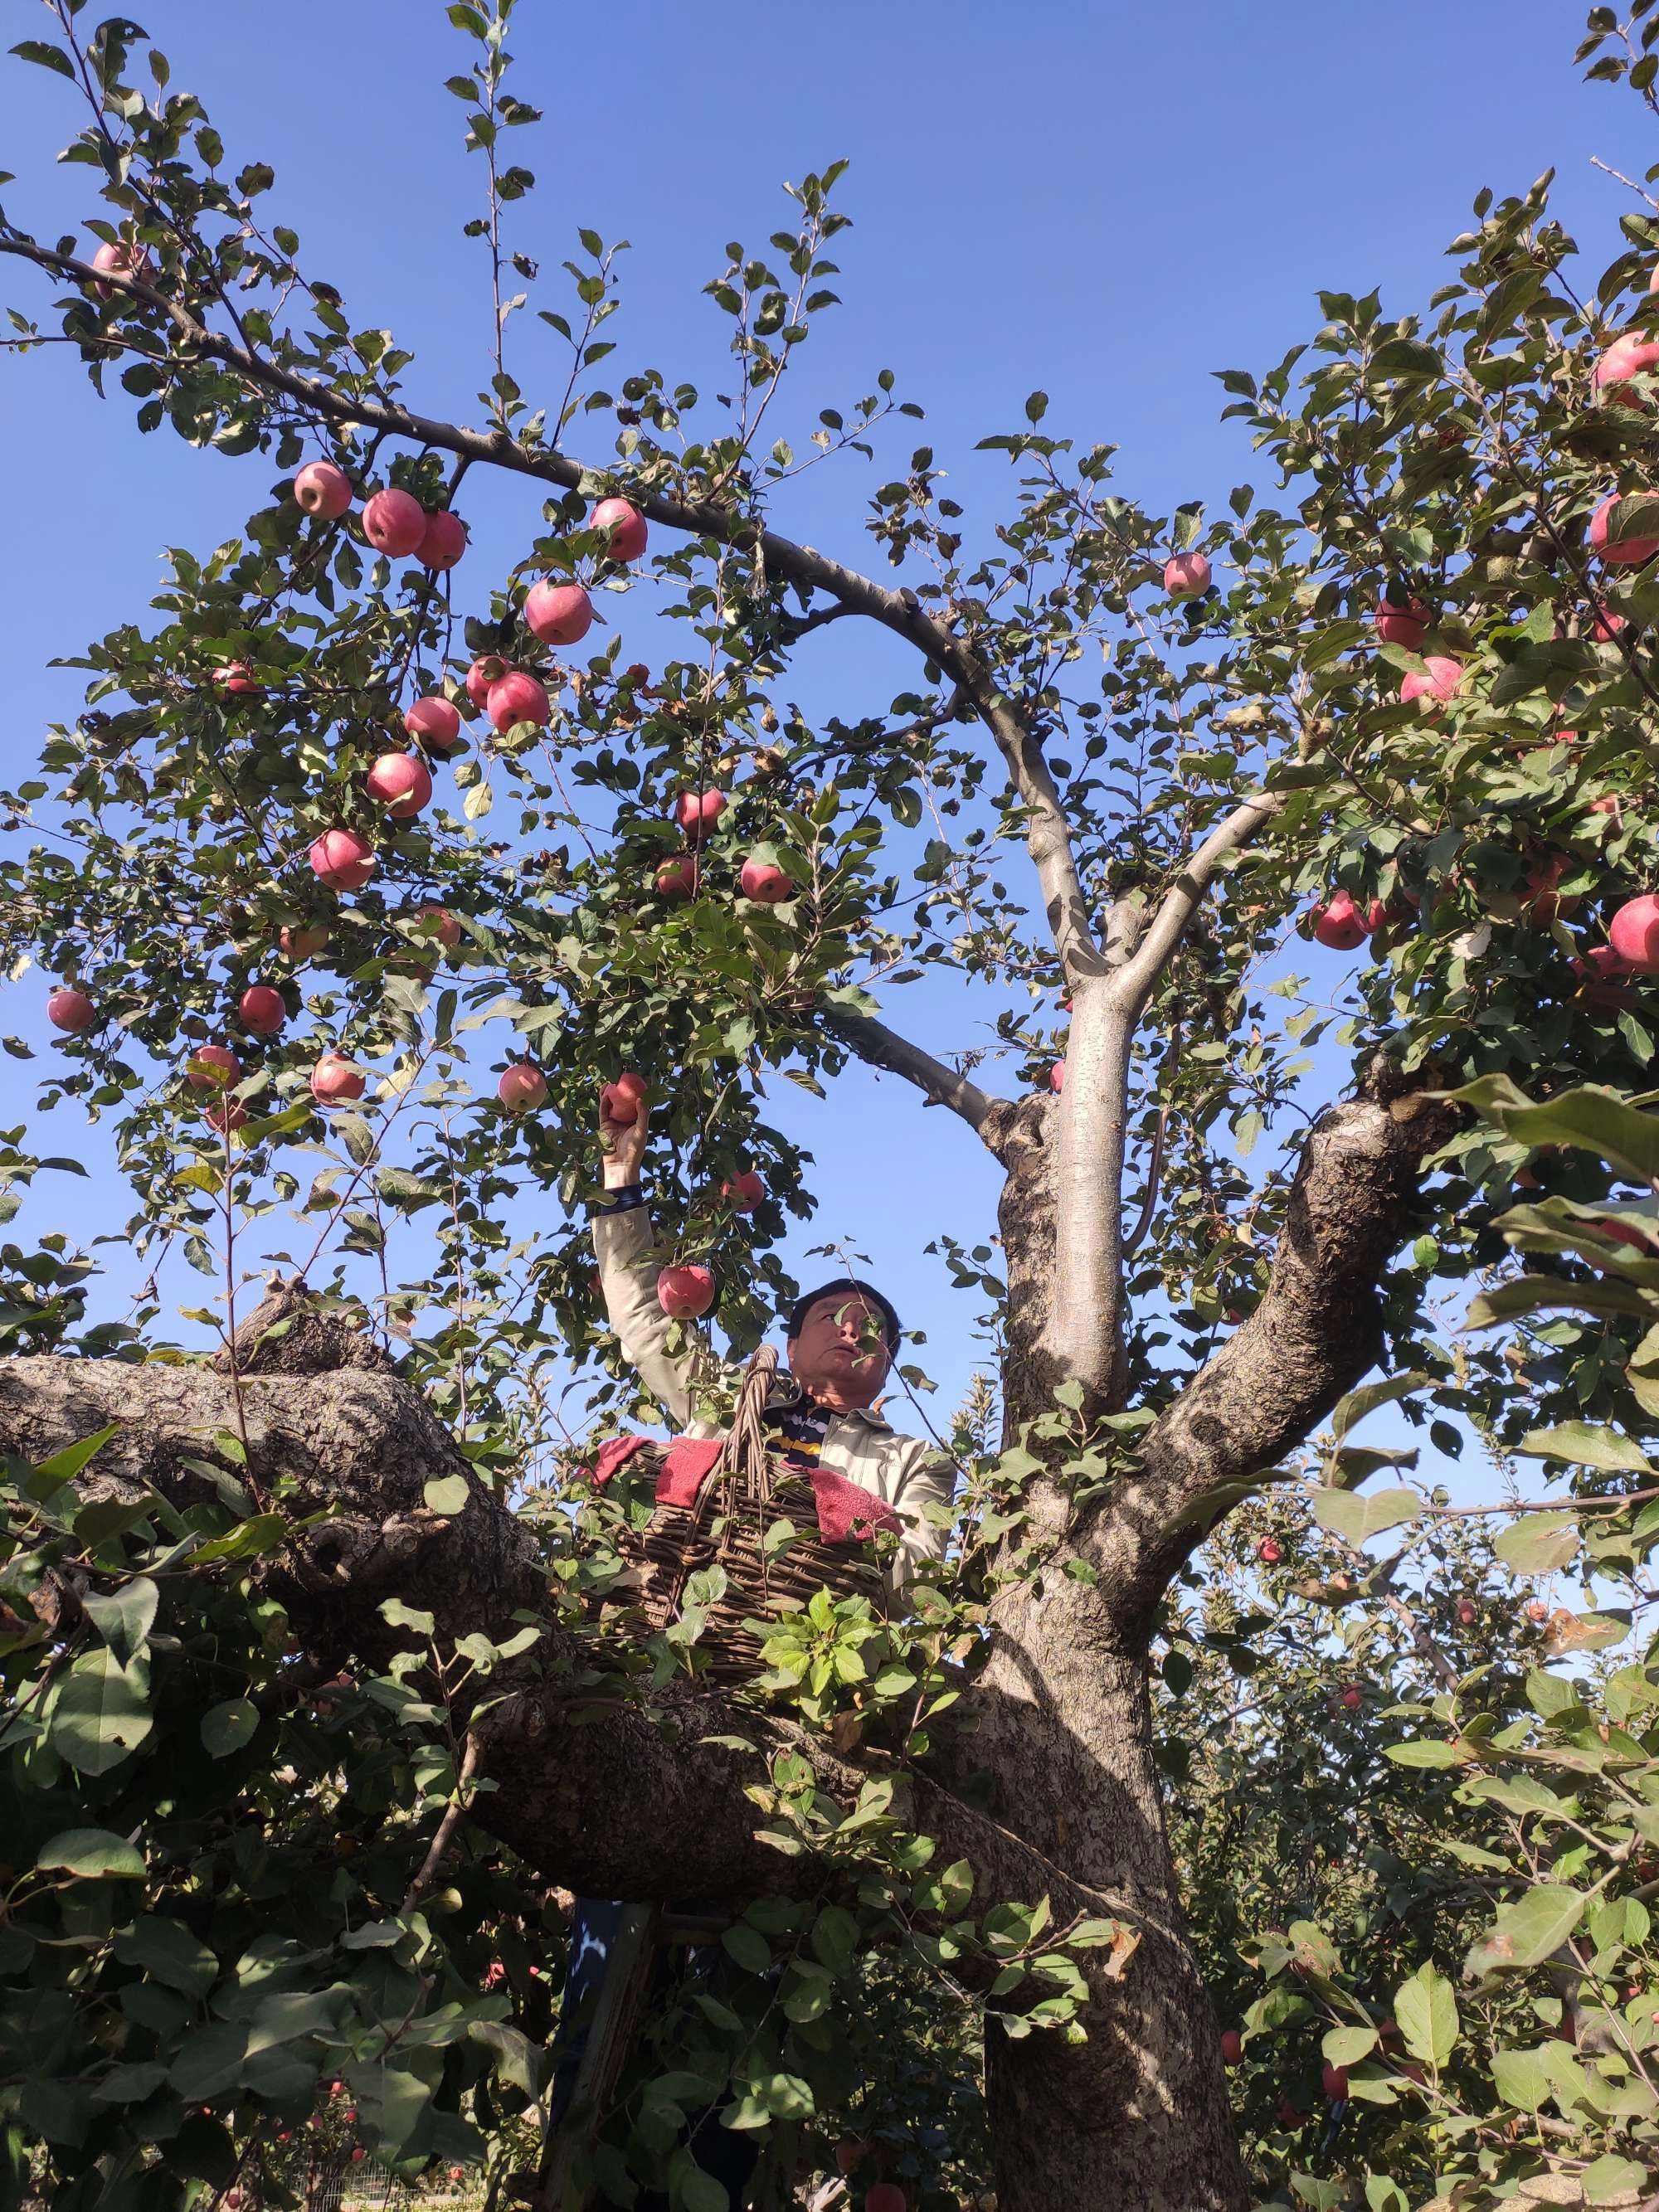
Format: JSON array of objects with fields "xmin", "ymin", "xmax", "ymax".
[{"xmin": 618, "ymin": 1347, "xmax": 888, "ymax": 1683}]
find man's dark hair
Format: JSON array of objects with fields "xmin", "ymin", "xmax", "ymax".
[{"xmin": 786, "ymin": 1277, "xmax": 902, "ymax": 1355}]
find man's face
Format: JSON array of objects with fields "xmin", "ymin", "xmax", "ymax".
[{"xmin": 786, "ymin": 1291, "xmax": 893, "ymax": 1409}]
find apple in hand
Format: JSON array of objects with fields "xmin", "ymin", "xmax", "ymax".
[
  {"xmin": 405, "ymin": 696, "xmax": 465, "ymax": 755},
  {"xmin": 591, "ymin": 496, "xmax": 649, "ymax": 562},
  {"xmin": 365, "ymin": 751, "xmax": 433, "ymax": 819},
  {"xmin": 292, "ymin": 461, "xmax": 353, "ymax": 519},
  {"xmin": 309, "ymin": 828, "xmax": 377, "ymax": 892},
  {"xmin": 601, "ymin": 1072, "xmax": 648, "ymax": 1125},
  {"xmin": 186, "ymin": 1043, "xmax": 241, "ymax": 1091},
  {"xmin": 499, "ymin": 1062, "xmax": 548, "ymax": 1113},
  {"xmin": 47, "ymin": 987, "xmax": 95, "ymax": 1033},
  {"xmin": 524, "ymin": 580, "xmax": 594, "ymax": 645},
  {"xmin": 362, "ymin": 487, "xmax": 427, "ymax": 558},
  {"xmin": 674, "ymin": 788, "xmax": 726, "ymax": 843}
]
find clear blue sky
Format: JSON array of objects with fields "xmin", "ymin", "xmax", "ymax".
[{"xmin": 0, "ymin": 1, "xmax": 1645, "ymax": 1443}]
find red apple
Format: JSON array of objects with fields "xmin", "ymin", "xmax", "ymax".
[
  {"xmin": 864, "ymin": 2187, "xmax": 907, "ymax": 2212},
  {"xmin": 350, "ymin": 2149, "xmax": 366, "ymax": 2166},
  {"xmin": 46, "ymin": 987, "xmax": 95, "ymax": 1033},
  {"xmin": 362, "ymin": 487, "xmax": 426, "ymax": 558},
  {"xmin": 1457, "ymin": 1597, "xmax": 1478, "ymax": 1625},
  {"xmin": 309, "ymin": 828, "xmax": 377, "ymax": 892},
  {"xmin": 1274, "ymin": 2097, "xmax": 1303, "ymax": 2129},
  {"xmin": 1311, "ymin": 892, "xmax": 1367, "ymax": 950},
  {"xmin": 1164, "ymin": 550, "xmax": 1211, "ymax": 598},
  {"xmin": 524, "ymin": 579, "xmax": 594, "ymax": 646},
  {"xmin": 405, "ymin": 696, "xmax": 465, "ymax": 755},
  {"xmin": 1321, "ymin": 2060, "xmax": 1349, "ymax": 2101},
  {"xmin": 238, "ymin": 985, "xmax": 286, "ymax": 1038},
  {"xmin": 1340, "ymin": 1686, "xmax": 1361, "ymax": 1711},
  {"xmin": 214, "ymin": 663, "xmax": 262, "ymax": 702},
  {"xmin": 205, "ymin": 1098, "xmax": 249, "ymax": 1136},
  {"xmin": 365, "ymin": 751, "xmax": 433, "ymax": 819},
  {"xmin": 834, "ymin": 2142, "xmax": 868, "ymax": 2176},
  {"xmin": 187, "ymin": 1043, "xmax": 242, "ymax": 1091},
  {"xmin": 1374, "ymin": 596, "xmax": 1430, "ymax": 649},
  {"xmin": 280, "ymin": 921, "xmax": 330, "ymax": 960},
  {"xmin": 722, "ymin": 1169, "xmax": 764, "ymax": 1211},
  {"xmin": 658, "ymin": 1263, "xmax": 715, "ymax": 1319},
  {"xmin": 1610, "ymin": 893, "xmax": 1659, "ymax": 972},
  {"xmin": 416, "ymin": 509, "xmax": 468, "ymax": 571},
  {"xmin": 486, "ymin": 671, "xmax": 552, "ymax": 735},
  {"xmin": 411, "ymin": 904, "xmax": 462, "ymax": 949},
  {"xmin": 1257, "ymin": 1536, "xmax": 1282, "ymax": 1565},
  {"xmin": 310, "ymin": 1053, "xmax": 364, "ymax": 1104},
  {"xmin": 674, "ymin": 788, "xmax": 727, "ymax": 843},
  {"xmin": 1593, "ymin": 601, "xmax": 1628, "ymax": 641},
  {"xmin": 226, "ymin": 2191, "xmax": 242, "ymax": 2209},
  {"xmin": 465, "ymin": 655, "xmax": 510, "ymax": 711},
  {"xmin": 591, "ymin": 496, "xmax": 649, "ymax": 562},
  {"xmin": 738, "ymin": 854, "xmax": 792, "ymax": 902},
  {"xmin": 1591, "ymin": 492, "xmax": 1659, "ymax": 569},
  {"xmin": 1521, "ymin": 853, "xmax": 1580, "ymax": 922},
  {"xmin": 1048, "ymin": 1060, "xmax": 1066, "ymax": 1093},
  {"xmin": 1594, "ymin": 1212, "xmax": 1657, "ymax": 1253},
  {"xmin": 292, "ymin": 460, "xmax": 353, "ymax": 519},
  {"xmin": 655, "ymin": 857, "xmax": 698, "ymax": 900},
  {"xmin": 1594, "ymin": 332, "xmax": 1659, "ymax": 403},
  {"xmin": 89, "ymin": 237, "xmax": 148, "ymax": 299},
  {"xmin": 1526, "ymin": 1597, "xmax": 1550, "ymax": 1623},
  {"xmin": 498, "ymin": 1062, "xmax": 547, "ymax": 1113},
  {"xmin": 1220, "ymin": 2030, "xmax": 1243, "ymax": 2066},
  {"xmin": 1399, "ymin": 655, "xmax": 1462, "ymax": 706},
  {"xmin": 601, "ymin": 1072, "xmax": 648, "ymax": 1125}
]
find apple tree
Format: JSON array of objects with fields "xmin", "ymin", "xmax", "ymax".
[{"xmin": 10, "ymin": 4, "xmax": 1659, "ymax": 2208}]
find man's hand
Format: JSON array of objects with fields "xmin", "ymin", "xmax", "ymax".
[{"xmin": 600, "ymin": 1081, "xmax": 649, "ymax": 1190}]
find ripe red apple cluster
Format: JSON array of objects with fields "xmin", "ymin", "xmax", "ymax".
[{"xmin": 651, "ymin": 785, "xmax": 792, "ymax": 908}]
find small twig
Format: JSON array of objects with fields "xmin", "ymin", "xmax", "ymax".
[{"xmin": 401, "ymin": 1731, "xmax": 481, "ymax": 1914}]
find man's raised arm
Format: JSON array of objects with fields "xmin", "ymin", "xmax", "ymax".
[{"xmin": 590, "ymin": 1082, "xmax": 699, "ymax": 1429}]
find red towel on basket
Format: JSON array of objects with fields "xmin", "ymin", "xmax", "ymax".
[{"xmin": 588, "ymin": 1434, "xmax": 900, "ymax": 1545}]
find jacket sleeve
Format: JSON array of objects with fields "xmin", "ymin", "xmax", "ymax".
[
  {"xmin": 591, "ymin": 1203, "xmax": 697, "ymax": 1429},
  {"xmin": 887, "ymin": 1439, "xmax": 956, "ymax": 1592}
]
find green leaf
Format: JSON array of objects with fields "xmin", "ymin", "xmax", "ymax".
[
  {"xmin": 1311, "ymin": 1486, "xmax": 1418, "ymax": 1544},
  {"xmin": 80, "ymin": 1577, "xmax": 158, "ymax": 1666},
  {"xmin": 48, "ymin": 1650, "xmax": 152, "ymax": 1775},
  {"xmin": 1322, "ymin": 2025, "xmax": 1379, "ymax": 2067},
  {"xmin": 1331, "ymin": 1371, "xmax": 1430, "ymax": 1440},
  {"xmin": 200, "ymin": 1699, "xmax": 257, "ymax": 1757},
  {"xmin": 1515, "ymin": 1422, "xmax": 1652, "ymax": 1472},
  {"xmin": 423, "ymin": 1473, "xmax": 470, "ymax": 1515},
  {"xmin": 36, "ymin": 1827, "xmax": 144, "ymax": 1879},
  {"xmin": 1383, "ymin": 1739, "xmax": 1464, "ymax": 1769},
  {"xmin": 1464, "ymin": 1884, "xmax": 1584, "ymax": 1977},
  {"xmin": 112, "ymin": 1915, "xmax": 216, "ymax": 1994},
  {"xmin": 1495, "ymin": 1513, "xmax": 1579, "ymax": 1574},
  {"xmin": 1490, "ymin": 2044, "xmax": 1554, "ymax": 2112},
  {"xmin": 9, "ymin": 40, "xmax": 75, "ymax": 78},
  {"xmin": 31, "ymin": 1422, "xmax": 119, "ymax": 1486},
  {"xmin": 721, "ymin": 1923, "xmax": 771, "ymax": 1974},
  {"xmin": 1450, "ymin": 1075, "xmax": 1659, "ymax": 1184},
  {"xmin": 1394, "ymin": 1962, "xmax": 1457, "ymax": 2067},
  {"xmin": 1583, "ymin": 2155, "xmax": 1651, "ymax": 2202}
]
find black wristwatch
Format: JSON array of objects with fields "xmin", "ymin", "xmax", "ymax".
[{"xmin": 592, "ymin": 1183, "xmax": 649, "ymax": 1218}]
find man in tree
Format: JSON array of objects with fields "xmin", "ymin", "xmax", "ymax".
[{"xmin": 592, "ymin": 1082, "xmax": 956, "ymax": 1587}]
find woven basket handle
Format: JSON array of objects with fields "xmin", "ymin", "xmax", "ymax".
[{"xmin": 713, "ymin": 1344, "xmax": 779, "ymax": 1504}]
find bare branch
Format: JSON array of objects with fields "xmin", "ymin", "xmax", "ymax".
[{"xmin": 823, "ymin": 1007, "xmax": 1000, "ymax": 1135}]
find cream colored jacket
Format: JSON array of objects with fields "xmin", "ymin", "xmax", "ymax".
[{"xmin": 591, "ymin": 1202, "xmax": 955, "ymax": 1594}]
